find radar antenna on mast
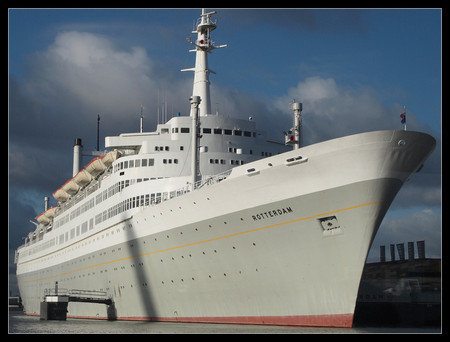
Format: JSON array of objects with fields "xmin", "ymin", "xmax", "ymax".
[{"xmin": 181, "ymin": 9, "xmax": 227, "ymax": 117}]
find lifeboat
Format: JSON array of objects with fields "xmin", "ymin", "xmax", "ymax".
[
  {"xmin": 36, "ymin": 206, "xmax": 59, "ymax": 225},
  {"xmin": 85, "ymin": 156, "xmax": 106, "ymax": 177},
  {"xmin": 36, "ymin": 212, "xmax": 50, "ymax": 225},
  {"xmin": 102, "ymin": 150, "xmax": 121, "ymax": 167},
  {"xmin": 73, "ymin": 169, "xmax": 93, "ymax": 187},
  {"xmin": 61, "ymin": 178, "xmax": 80, "ymax": 195},
  {"xmin": 53, "ymin": 188, "xmax": 70, "ymax": 203},
  {"xmin": 44, "ymin": 206, "xmax": 59, "ymax": 219}
]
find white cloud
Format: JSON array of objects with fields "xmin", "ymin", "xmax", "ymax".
[
  {"xmin": 274, "ymin": 76, "xmax": 406, "ymax": 145},
  {"xmin": 14, "ymin": 30, "xmax": 195, "ymax": 142},
  {"xmin": 368, "ymin": 207, "xmax": 441, "ymax": 261}
]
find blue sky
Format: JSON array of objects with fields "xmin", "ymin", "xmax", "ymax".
[{"xmin": 9, "ymin": 8, "xmax": 441, "ymax": 291}]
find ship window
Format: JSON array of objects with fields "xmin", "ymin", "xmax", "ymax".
[
  {"xmin": 142, "ymin": 159, "xmax": 148, "ymax": 167},
  {"xmin": 214, "ymin": 128, "xmax": 222, "ymax": 134},
  {"xmin": 148, "ymin": 159, "xmax": 154, "ymax": 166},
  {"xmin": 244, "ymin": 131, "xmax": 251, "ymax": 137},
  {"xmin": 135, "ymin": 159, "xmax": 140, "ymax": 167},
  {"xmin": 234, "ymin": 130, "xmax": 242, "ymax": 136},
  {"xmin": 165, "ymin": 146, "xmax": 170, "ymax": 151},
  {"xmin": 129, "ymin": 160, "xmax": 134, "ymax": 168},
  {"xmin": 224, "ymin": 129, "xmax": 232, "ymax": 135},
  {"xmin": 124, "ymin": 161, "xmax": 128, "ymax": 169},
  {"xmin": 180, "ymin": 146, "xmax": 184, "ymax": 151},
  {"xmin": 181, "ymin": 127, "xmax": 190, "ymax": 133},
  {"xmin": 203, "ymin": 128, "xmax": 211, "ymax": 134}
]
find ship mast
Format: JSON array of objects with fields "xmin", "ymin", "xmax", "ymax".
[{"xmin": 182, "ymin": 9, "xmax": 226, "ymax": 117}]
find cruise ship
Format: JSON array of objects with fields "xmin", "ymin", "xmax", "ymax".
[{"xmin": 15, "ymin": 9, "xmax": 436, "ymax": 327}]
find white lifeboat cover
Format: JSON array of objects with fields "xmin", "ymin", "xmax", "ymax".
[
  {"xmin": 85, "ymin": 156, "xmax": 106, "ymax": 177},
  {"xmin": 36, "ymin": 212, "xmax": 50, "ymax": 225},
  {"xmin": 43, "ymin": 206, "xmax": 58, "ymax": 219},
  {"xmin": 102, "ymin": 150, "xmax": 121, "ymax": 167},
  {"xmin": 73, "ymin": 169, "xmax": 93, "ymax": 187},
  {"xmin": 53, "ymin": 188, "xmax": 69, "ymax": 202},
  {"xmin": 62, "ymin": 178, "xmax": 80, "ymax": 195}
]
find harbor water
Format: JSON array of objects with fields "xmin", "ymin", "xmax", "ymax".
[{"xmin": 9, "ymin": 311, "xmax": 440, "ymax": 334}]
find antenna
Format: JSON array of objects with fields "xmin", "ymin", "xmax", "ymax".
[
  {"xmin": 140, "ymin": 105, "xmax": 144, "ymax": 133},
  {"xmin": 96, "ymin": 115, "xmax": 100, "ymax": 151}
]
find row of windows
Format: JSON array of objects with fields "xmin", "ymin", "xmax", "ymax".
[
  {"xmin": 59, "ymin": 191, "xmax": 158, "ymax": 245},
  {"xmin": 55, "ymin": 178, "xmax": 148, "ymax": 230},
  {"xmin": 94, "ymin": 193, "xmax": 162, "ymax": 226},
  {"xmin": 59, "ymin": 218, "xmax": 94, "ymax": 244},
  {"xmin": 171, "ymin": 127, "xmax": 256, "ymax": 137},
  {"xmin": 113, "ymin": 157, "xmax": 182, "ymax": 173},
  {"xmin": 114, "ymin": 158, "xmax": 155, "ymax": 173},
  {"xmin": 209, "ymin": 159, "xmax": 245, "ymax": 166},
  {"xmin": 202, "ymin": 128, "xmax": 255, "ymax": 137}
]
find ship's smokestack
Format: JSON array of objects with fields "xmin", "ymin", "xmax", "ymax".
[
  {"xmin": 190, "ymin": 96, "xmax": 201, "ymax": 190},
  {"xmin": 73, "ymin": 138, "xmax": 82, "ymax": 177}
]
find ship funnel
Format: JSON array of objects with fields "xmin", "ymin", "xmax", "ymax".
[
  {"xmin": 73, "ymin": 138, "xmax": 83, "ymax": 177},
  {"xmin": 190, "ymin": 96, "xmax": 201, "ymax": 190},
  {"xmin": 285, "ymin": 100, "xmax": 302, "ymax": 149}
]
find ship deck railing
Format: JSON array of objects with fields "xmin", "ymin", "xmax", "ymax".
[
  {"xmin": 16, "ymin": 168, "xmax": 232, "ymax": 254},
  {"xmin": 44, "ymin": 288, "xmax": 108, "ymax": 299},
  {"xmin": 194, "ymin": 169, "xmax": 232, "ymax": 190}
]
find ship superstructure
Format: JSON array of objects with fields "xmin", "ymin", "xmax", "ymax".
[{"xmin": 15, "ymin": 9, "xmax": 435, "ymax": 327}]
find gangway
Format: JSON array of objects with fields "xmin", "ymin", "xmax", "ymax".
[{"xmin": 40, "ymin": 284, "xmax": 113, "ymax": 320}]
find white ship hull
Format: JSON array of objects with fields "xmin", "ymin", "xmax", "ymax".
[{"xmin": 16, "ymin": 130, "xmax": 435, "ymax": 327}]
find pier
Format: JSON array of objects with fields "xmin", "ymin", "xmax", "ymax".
[{"xmin": 40, "ymin": 284, "xmax": 112, "ymax": 320}]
